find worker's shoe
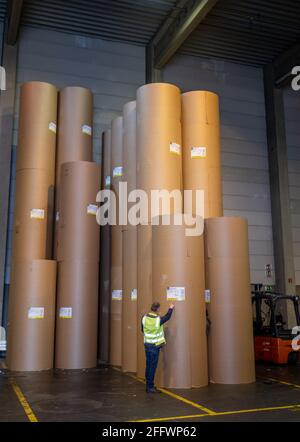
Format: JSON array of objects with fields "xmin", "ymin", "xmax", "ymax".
[{"xmin": 146, "ymin": 387, "xmax": 161, "ymax": 394}]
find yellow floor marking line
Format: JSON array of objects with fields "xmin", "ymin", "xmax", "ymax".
[
  {"xmin": 1, "ymin": 362, "xmax": 38, "ymax": 423},
  {"xmin": 157, "ymin": 387, "xmax": 216, "ymax": 415},
  {"xmin": 132, "ymin": 403, "xmax": 300, "ymax": 422},
  {"xmin": 260, "ymin": 376, "xmax": 300, "ymax": 389},
  {"xmin": 127, "ymin": 372, "xmax": 215, "ymax": 415},
  {"xmin": 9, "ymin": 378, "xmax": 38, "ymax": 422}
]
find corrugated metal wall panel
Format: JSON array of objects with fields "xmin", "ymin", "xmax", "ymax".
[
  {"xmin": 284, "ymin": 87, "xmax": 300, "ymax": 285},
  {"xmin": 163, "ymin": 53, "xmax": 275, "ymax": 285},
  {"xmin": 0, "ymin": 0, "xmax": 6, "ymax": 22}
]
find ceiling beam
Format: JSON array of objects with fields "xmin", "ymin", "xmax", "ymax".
[
  {"xmin": 152, "ymin": 0, "xmax": 219, "ymax": 70},
  {"xmin": 6, "ymin": 0, "xmax": 24, "ymax": 45},
  {"xmin": 273, "ymin": 41, "xmax": 300, "ymax": 88}
]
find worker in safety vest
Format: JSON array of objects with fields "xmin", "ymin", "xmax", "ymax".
[{"xmin": 141, "ymin": 302, "xmax": 174, "ymax": 393}]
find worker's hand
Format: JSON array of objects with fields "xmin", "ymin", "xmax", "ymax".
[{"xmin": 170, "ymin": 304, "xmax": 175, "ymax": 309}]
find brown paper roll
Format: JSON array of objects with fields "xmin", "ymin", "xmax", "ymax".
[
  {"xmin": 110, "ymin": 116, "xmax": 123, "ymax": 366},
  {"xmin": 182, "ymin": 91, "xmax": 222, "ymax": 218},
  {"xmin": 136, "ymin": 83, "xmax": 182, "ymax": 378},
  {"xmin": 16, "ymin": 82, "xmax": 58, "ymax": 178},
  {"xmin": 54, "ymin": 87, "xmax": 93, "ymax": 257},
  {"xmin": 55, "ymin": 260, "xmax": 99, "ymax": 369},
  {"xmin": 56, "ymin": 86, "xmax": 93, "ymax": 203},
  {"xmin": 12, "ymin": 169, "xmax": 54, "ymax": 262},
  {"xmin": 205, "ymin": 216, "xmax": 255, "ymax": 384},
  {"xmin": 6, "ymin": 260, "xmax": 56, "ymax": 371},
  {"xmin": 98, "ymin": 130, "xmax": 112, "ymax": 362},
  {"xmin": 121, "ymin": 100, "xmax": 137, "ymax": 373},
  {"xmin": 57, "ymin": 161, "xmax": 100, "ymax": 262},
  {"xmin": 152, "ymin": 215, "xmax": 208, "ymax": 388}
]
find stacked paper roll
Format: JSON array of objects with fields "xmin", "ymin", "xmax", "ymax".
[
  {"xmin": 136, "ymin": 83, "xmax": 182, "ymax": 378},
  {"xmin": 55, "ymin": 161, "xmax": 100, "ymax": 369},
  {"xmin": 110, "ymin": 117, "xmax": 123, "ymax": 367},
  {"xmin": 182, "ymin": 91, "xmax": 222, "ymax": 218},
  {"xmin": 152, "ymin": 215, "xmax": 208, "ymax": 388},
  {"xmin": 122, "ymin": 101, "xmax": 137, "ymax": 373},
  {"xmin": 98, "ymin": 130, "xmax": 112, "ymax": 362},
  {"xmin": 6, "ymin": 260, "xmax": 56, "ymax": 371},
  {"xmin": 54, "ymin": 87, "xmax": 93, "ymax": 256},
  {"xmin": 12, "ymin": 82, "xmax": 58, "ymax": 262},
  {"xmin": 205, "ymin": 217, "xmax": 255, "ymax": 384},
  {"xmin": 8, "ymin": 82, "xmax": 58, "ymax": 371}
]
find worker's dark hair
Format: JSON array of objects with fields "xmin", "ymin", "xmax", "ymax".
[{"xmin": 151, "ymin": 302, "xmax": 160, "ymax": 312}]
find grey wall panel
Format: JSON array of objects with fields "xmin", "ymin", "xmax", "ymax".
[
  {"xmin": 164, "ymin": 53, "xmax": 274, "ymax": 284},
  {"xmin": 284, "ymin": 88, "xmax": 300, "ymax": 285}
]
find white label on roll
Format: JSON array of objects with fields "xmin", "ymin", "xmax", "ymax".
[
  {"xmin": 205, "ymin": 289, "xmax": 211, "ymax": 304},
  {"xmin": 56, "ymin": 211, "xmax": 60, "ymax": 222},
  {"xmin": 30, "ymin": 209, "xmax": 45, "ymax": 220},
  {"xmin": 131, "ymin": 288, "xmax": 137, "ymax": 301},
  {"xmin": 105, "ymin": 175, "xmax": 111, "ymax": 187},
  {"xmin": 59, "ymin": 307, "xmax": 72, "ymax": 319},
  {"xmin": 170, "ymin": 142, "xmax": 181, "ymax": 156},
  {"xmin": 82, "ymin": 124, "xmax": 92, "ymax": 136},
  {"xmin": 167, "ymin": 287, "xmax": 185, "ymax": 301},
  {"xmin": 87, "ymin": 204, "xmax": 98, "ymax": 216},
  {"xmin": 191, "ymin": 146, "xmax": 207, "ymax": 158},
  {"xmin": 113, "ymin": 166, "xmax": 123, "ymax": 177},
  {"xmin": 112, "ymin": 290, "xmax": 122, "ymax": 301},
  {"xmin": 28, "ymin": 307, "xmax": 44, "ymax": 319},
  {"xmin": 48, "ymin": 122, "xmax": 57, "ymax": 133}
]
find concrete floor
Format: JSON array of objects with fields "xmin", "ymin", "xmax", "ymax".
[{"xmin": 1, "ymin": 360, "xmax": 300, "ymax": 422}]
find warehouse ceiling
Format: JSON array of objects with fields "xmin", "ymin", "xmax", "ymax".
[
  {"xmin": 180, "ymin": 0, "xmax": 300, "ymax": 66},
  {"xmin": 1, "ymin": 0, "xmax": 300, "ymax": 67},
  {"xmin": 21, "ymin": 0, "xmax": 179, "ymax": 46}
]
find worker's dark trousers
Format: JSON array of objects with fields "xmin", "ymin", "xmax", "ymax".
[{"xmin": 144, "ymin": 344, "xmax": 160, "ymax": 390}]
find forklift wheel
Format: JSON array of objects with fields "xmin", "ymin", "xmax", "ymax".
[{"xmin": 288, "ymin": 352, "xmax": 298, "ymax": 365}]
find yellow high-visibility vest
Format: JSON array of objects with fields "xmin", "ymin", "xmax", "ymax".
[{"xmin": 142, "ymin": 313, "xmax": 166, "ymax": 346}]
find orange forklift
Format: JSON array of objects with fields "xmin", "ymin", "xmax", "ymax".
[{"xmin": 252, "ymin": 285, "xmax": 300, "ymax": 364}]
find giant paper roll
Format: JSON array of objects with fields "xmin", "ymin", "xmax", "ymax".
[
  {"xmin": 122, "ymin": 101, "xmax": 137, "ymax": 373},
  {"xmin": 182, "ymin": 91, "xmax": 222, "ymax": 218},
  {"xmin": 152, "ymin": 215, "xmax": 208, "ymax": 388},
  {"xmin": 205, "ymin": 217, "xmax": 255, "ymax": 384},
  {"xmin": 55, "ymin": 260, "xmax": 99, "ymax": 369},
  {"xmin": 56, "ymin": 86, "xmax": 93, "ymax": 203},
  {"xmin": 98, "ymin": 129, "xmax": 112, "ymax": 362},
  {"xmin": 12, "ymin": 169, "xmax": 54, "ymax": 262},
  {"xmin": 54, "ymin": 87, "xmax": 93, "ymax": 256},
  {"xmin": 136, "ymin": 83, "xmax": 182, "ymax": 377},
  {"xmin": 110, "ymin": 116, "xmax": 123, "ymax": 366},
  {"xmin": 16, "ymin": 81, "xmax": 57, "ymax": 178},
  {"xmin": 6, "ymin": 260, "xmax": 56, "ymax": 371},
  {"xmin": 57, "ymin": 161, "xmax": 100, "ymax": 262}
]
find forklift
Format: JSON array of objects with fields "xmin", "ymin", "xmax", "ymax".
[{"xmin": 252, "ymin": 285, "xmax": 300, "ymax": 364}]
